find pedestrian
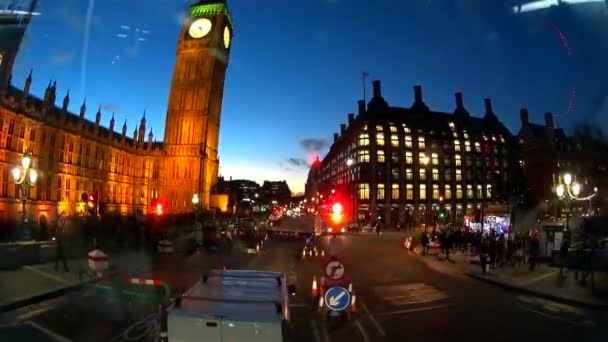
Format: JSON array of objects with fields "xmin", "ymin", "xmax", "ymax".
[
  {"xmin": 54, "ymin": 228, "xmax": 69, "ymax": 272},
  {"xmin": 559, "ymin": 238, "xmax": 570, "ymax": 279},
  {"xmin": 480, "ymin": 239, "xmax": 489, "ymax": 273},
  {"xmin": 421, "ymin": 231, "xmax": 429, "ymax": 255},
  {"xmin": 376, "ymin": 222, "xmax": 381, "ymax": 237},
  {"xmin": 528, "ymin": 236, "xmax": 540, "ymax": 271}
]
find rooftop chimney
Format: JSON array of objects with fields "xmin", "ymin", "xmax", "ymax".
[
  {"xmin": 348, "ymin": 113, "xmax": 354, "ymax": 125},
  {"xmin": 340, "ymin": 124, "xmax": 346, "ymax": 134},
  {"xmin": 455, "ymin": 92, "xmax": 463, "ymax": 108},
  {"xmin": 414, "ymin": 85, "xmax": 423, "ymax": 104},
  {"xmin": 357, "ymin": 100, "xmax": 365, "ymax": 115},
  {"xmin": 484, "ymin": 98, "xmax": 493, "ymax": 114},
  {"xmin": 520, "ymin": 108, "xmax": 529, "ymax": 125},
  {"xmin": 333, "ymin": 133, "xmax": 339, "ymax": 143},
  {"xmin": 372, "ymin": 80, "xmax": 382, "ymax": 98}
]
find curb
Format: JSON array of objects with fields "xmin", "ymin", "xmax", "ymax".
[
  {"xmin": 0, "ymin": 271, "xmax": 119, "ymax": 315},
  {"xmin": 466, "ymin": 272, "xmax": 608, "ymax": 312}
]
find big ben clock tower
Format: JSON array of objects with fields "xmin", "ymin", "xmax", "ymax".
[{"xmin": 163, "ymin": 0, "xmax": 232, "ymax": 211}]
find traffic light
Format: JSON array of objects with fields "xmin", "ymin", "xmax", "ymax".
[
  {"xmin": 330, "ymin": 202, "xmax": 343, "ymax": 223},
  {"xmin": 82, "ymin": 192, "xmax": 98, "ymax": 216},
  {"xmin": 152, "ymin": 199, "xmax": 165, "ymax": 215}
]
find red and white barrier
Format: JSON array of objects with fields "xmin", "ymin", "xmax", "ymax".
[
  {"xmin": 125, "ymin": 278, "xmax": 162, "ymax": 286},
  {"xmin": 157, "ymin": 240, "xmax": 175, "ymax": 254},
  {"xmin": 88, "ymin": 249, "xmax": 109, "ymax": 273}
]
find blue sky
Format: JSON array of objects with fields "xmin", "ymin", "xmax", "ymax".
[{"xmin": 9, "ymin": 0, "xmax": 608, "ymax": 194}]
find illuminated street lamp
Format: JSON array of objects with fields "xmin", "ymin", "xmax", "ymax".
[
  {"xmin": 192, "ymin": 193, "xmax": 202, "ymax": 248},
  {"xmin": 12, "ymin": 153, "xmax": 38, "ymax": 224},
  {"xmin": 555, "ymin": 172, "xmax": 598, "ymax": 232}
]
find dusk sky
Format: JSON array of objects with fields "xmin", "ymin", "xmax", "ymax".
[{"xmin": 9, "ymin": 0, "xmax": 608, "ymax": 194}]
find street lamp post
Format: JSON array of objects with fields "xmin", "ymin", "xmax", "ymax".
[
  {"xmin": 346, "ymin": 158, "xmax": 356, "ymax": 225},
  {"xmin": 192, "ymin": 193, "xmax": 202, "ymax": 248},
  {"xmin": 12, "ymin": 153, "xmax": 38, "ymax": 225},
  {"xmin": 555, "ymin": 173, "xmax": 599, "ymax": 233}
]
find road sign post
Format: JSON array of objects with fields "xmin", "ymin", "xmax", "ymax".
[
  {"xmin": 324, "ymin": 286, "xmax": 351, "ymax": 311},
  {"xmin": 324, "ymin": 259, "xmax": 345, "ymax": 281}
]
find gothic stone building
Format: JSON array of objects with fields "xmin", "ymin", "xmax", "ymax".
[{"xmin": 0, "ymin": 0, "xmax": 233, "ymax": 226}]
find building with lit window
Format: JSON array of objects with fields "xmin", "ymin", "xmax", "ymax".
[
  {"xmin": 0, "ymin": 1, "xmax": 233, "ymax": 227},
  {"xmin": 261, "ymin": 181, "xmax": 292, "ymax": 205},
  {"xmin": 314, "ymin": 80, "xmax": 521, "ymax": 228}
]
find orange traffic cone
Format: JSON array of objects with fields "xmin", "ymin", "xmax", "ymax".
[
  {"xmin": 311, "ymin": 276, "xmax": 318, "ymax": 298},
  {"xmin": 350, "ymin": 293, "xmax": 358, "ymax": 312}
]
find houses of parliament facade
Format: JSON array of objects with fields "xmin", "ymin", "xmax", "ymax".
[{"xmin": 0, "ymin": 0, "xmax": 232, "ymax": 225}]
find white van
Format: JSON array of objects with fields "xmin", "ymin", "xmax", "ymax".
[{"xmin": 167, "ymin": 269, "xmax": 296, "ymax": 342}]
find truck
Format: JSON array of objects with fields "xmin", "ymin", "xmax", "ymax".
[{"xmin": 167, "ymin": 269, "xmax": 296, "ymax": 342}]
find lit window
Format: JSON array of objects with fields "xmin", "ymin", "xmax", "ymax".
[
  {"xmin": 419, "ymin": 152, "xmax": 428, "ymax": 165},
  {"xmin": 418, "ymin": 137, "xmax": 426, "ymax": 149},
  {"xmin": 455, "ymin": 154, "xmax": 461, "ymax": 167},
  {"xmin": 456, "ymin": 169, "xmax": 462, "ymax": 181},
  {"xmin": 486, "ymin": 184, "xmax": 492, "ymax": 198},
  {"xmin": 467, "ymin": 184, "xmax": 474, "ymax": 199},
  {"xmin": 492, "ymin": 135, "xmax": 497, "ymax": 142},
  {"xmin": 483, "ymin": 134, "xmax": 488, "ymax": 141},
  {"xmin": 448, "ymin": 122, "xmax": 455, "ymax": 129},
  {"xmin": 377, "ymin": 150, "xmax": 385, "ymax": 163},
  {"xmin": 358, "ymin": 150, "xmax": 370, "ymax": 163},
  {"xmin": 474, "ymin": 142, "xmax": 481, "ymax": 152},
  {"xmin": 358, "ymin": 183, "xmax": 370, "ymax": 200},
  {"xmin": 420, "ymin": 184, "xmax": 427, "ymax": 200},
  {"xmin": 432, "ymin": 168, "xmax": 439, "ymax": 181},
  {"xmin": 377, "ymin": 184, "xmax": 385, "ymax": 200},
  {"xmin": 390, "ymin": 125, "xmax": 397, "ymax": 132},
  {"xmin": 392, "ymin": 184, "xmax": 399, "ymax": 200},
  {"xmin": 477, "ymin": 184, "xmax": 482, "ymax": 198},
  {"xmin": 403, "ymin": 125, "xmax": 411, "ymax": 133},
  {"xmin": 419, "ymin": 169, "xmax": 426, "ymax": 181},
  {"xmin": 453, "ymin": 132, "xmax": 459, "ymax": 138},
  {"xmin": 358, "ymin": 133, "xmax": 369, "ymax": 146},
  {"xmin": 406, "ymin": 168, "xmax": 413, "ymax": 180},
  {"xmin": 405, "ymin": 152, "xmax": 413, "ymax": 164},
  {"xmin": 454, "ymin": 140, "xmax": 461, "ymax": 152},
  {"xmin": 465, "ymin": 141, "xmax": 471, "ymax": 152},
  {"xmin": 391, "ymin": 134, "xmax": 399, "ymax": 147},
  {"xmin": 376, "ymin": 133, "xmax": 385, "ymax": 146},
  {"xmin": 404, "ymin": 136, "xmax": 413, "ymax": 148},
  {"xmin": 500, "ymin": 134, "xmax": 505, "ymax": 143},
  {"xmin": 362, "ymin": 124, "xmax": 368, "ymax": 131},
  {"xmin": 463, "ymin": 131, "xmax": 469, "ymax": 139},
  {"xmin": 376, "ymin": 125, "xmax": 383, "ymax": 132},
  {"xmin": 456, "ymin": 184, "xmax": 463, "ymax": 199},
  {"xmin": 431, "ymin": 153, "xmax": 438, "ymax": 165},
  {"xmin": 433, "ymin": 184, "xmax": 440, "ymax": 199},
  {"xmin": 445, "ymin": 185, "xmax": 452, "ymax": 199},
  {"xmin": 406, "ymin": 184, "xmax": 414, "ymax": 200}
]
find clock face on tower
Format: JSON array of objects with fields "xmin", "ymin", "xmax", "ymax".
[
  {"xmin": 223, "ymin": 26, "xmax": 231, "ymax": 49},
  {"xmin": 189, "ymin": 18, "xmax": 212, "ymax": 39}
]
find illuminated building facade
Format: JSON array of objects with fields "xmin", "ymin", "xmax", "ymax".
[
  {"xmin": 315, "ymin": 81, "xmax": 521, "ymax": 228},
  {"xmin": 0, "ymin": 0, "xmax": 233, "ymax": 226}
]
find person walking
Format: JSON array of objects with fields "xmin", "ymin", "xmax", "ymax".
[
  {"xmin": 480, "ymin": 239, "xmax": 489, "ymax": 274},
  {"xmin": 421, "ymin": 231, "xmax": 429, "ymax": 255},
  {"xmin": 376, "ymin": 221, "xmax": 382, "ymax": 237},
  {"xmin": 54, "ymin": 228, "xmax": 69, "ymax": 272}
]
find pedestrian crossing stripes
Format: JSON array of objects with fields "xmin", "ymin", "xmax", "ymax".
[{"xmin": 372, "ymin": 283, "xmax": 449, "ymax": 307}]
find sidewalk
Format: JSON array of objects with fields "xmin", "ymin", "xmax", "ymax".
[{"xmin": 412, "ymin": 246, "xmax": 608, "ymax": 311}]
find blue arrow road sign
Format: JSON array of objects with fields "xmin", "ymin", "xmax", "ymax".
[{"xmin": 324, "ymin": 286, "xmax": 351, "ymax": 311}]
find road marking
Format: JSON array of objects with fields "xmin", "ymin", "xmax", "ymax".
[
  {"xmin": 360, "ymin": 300, "xmax": 386, "ymax": 337},
  {"xmin": 17, "ymin": 306, "xmax": 51, "ymax": 321},
  {"xmin": 376, "ymin": 303, "xmax": 453, "ymax": 316},
  {"xmin": 23, "ymin": 266, "xmax": 69, "ymax": 284},
  {"xmin": 516, "ymin": 304, "xmax": 595, "ymax": 327},
  {"xmin": 354, "ymin": 319, "xmax": 372, "ymax": 342},
  {"xmin": 25, "ymin": 320, "xmax": 73, "ymax": 342},
  {"xmin": 319, "ymin": 319, "xmax": 332, "ymax": 342},
  {"xmin": 373, "ymin": 283, "xmax": 449, "ymax": 307},
  {"xmin": 310, "ymin": 319, "xmax": 322, "ymax": 342}
]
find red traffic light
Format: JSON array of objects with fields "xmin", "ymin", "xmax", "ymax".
[
  {"xmin": 332, "ymin": 203, "xmax": 343, "ymax": 213},
  {"xmin": 88, "ymin": 195, "xmax": 94, "ymax": 202}
]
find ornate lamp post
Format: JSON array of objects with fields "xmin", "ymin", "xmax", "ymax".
[
  {"xmin": 12, "ymin": 153, "xmax": 38, "ymax": 224},
  {"xmin": 555, "ymin": 172, "xmax": 598, "ymax": 232}
]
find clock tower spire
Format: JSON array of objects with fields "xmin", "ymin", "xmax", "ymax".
[{"xmin": 162, "ymin": 0, "xmax": 232, "ymax": 211}]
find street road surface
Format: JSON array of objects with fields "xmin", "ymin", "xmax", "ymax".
[{"xmin": 1, "ymin": 215, "xmax": 607, "ymax": 342}]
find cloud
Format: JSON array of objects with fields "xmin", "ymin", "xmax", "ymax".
[
  {"xmin": 100, "ymin": 103, "xmax": 126, "ymax": 114},
  {"xmin": 286, "ymin": 158, "xmax": 310, "ymax": 170},
  {"xmin": 50, "ymin": 50, "xmax": 75, "ymax": 65},
  {"xmin": 300, "ymin": 138, "xmax": 329, "ymax": 152}
]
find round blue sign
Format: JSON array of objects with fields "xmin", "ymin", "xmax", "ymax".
[{"xmin": 324, "ymin": 286, "xmax": 351, "ymax": 311}]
